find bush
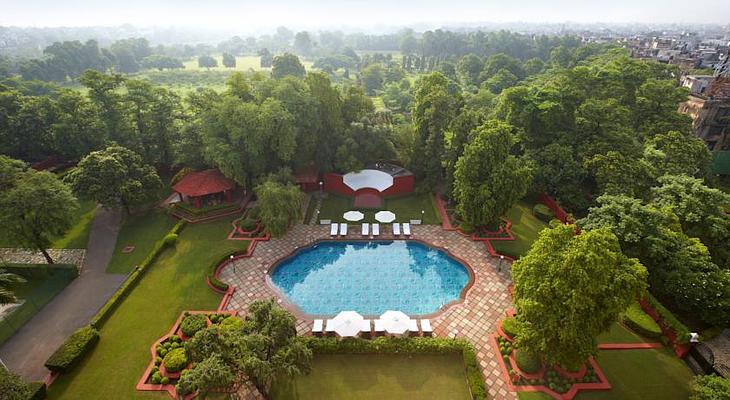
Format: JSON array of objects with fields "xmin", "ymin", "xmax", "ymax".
[
  {"xmin": 533, "ymin": 204, "xmax": 554, "ymax": 222},
  {"xmin": 622, "ymin": 303, "xmax": 662, "ymax": 338},
  {"xmin": 645, "ymin": 293, "xmax": 691, "ymax": 344},
  {"xmin": 163, "ymin": 233, "xmax": 178, "ymax": 245},
  {"xmin": 27, "ymin": 381, "xmax": 47, "ymax": 400},
  {"xmin": 515, "ymin": 350, "xmax": 542, "ymax": 374},
  {"xmin": 501, "ymin": 317, "xmax": 520, "ymax": 338},
  {"xmin": 163, "ymin": 348, "xmax": 189, "ymax": 373},
  {"xmin": 44, "ymin": 326, "xmax": 100, "ymax": 373},
  {"xmin": 219, "ymin": 315, "xmax": 243, "ymax": 331},
  {"xmin": 690, "ymin": 375, "xmax": 730, "ymax": 400},
  {"xmin": 0, "ymin": 367, "xmax": 31, "ymax": 399},
  {"xmin": 180, "ymin": 314, "xmax": 207, "ymax": 337},
  {"xmin": 206, "ymin": 250, "xmax": 248, "ymax": 292},
  {"xmin": 247, "ymin": 207, "xmax": 261, "ymax": 219},
  {"xmin": 238, "ymin": 218, "xmax": 257, "ymax": 232}
]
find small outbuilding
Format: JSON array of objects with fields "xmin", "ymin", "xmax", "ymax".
[{"xmin": 172, "ymin": 169, "xmax": 235, "ymax": 208}]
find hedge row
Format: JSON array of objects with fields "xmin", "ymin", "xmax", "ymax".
[
  {"xmin": 27, "ymin": 381, "xmax": 46, "ymax": 400},
  {"xmin": 622, "ymin": 303, "xmax": 662, "ymax": 338},
  {"xmin": 207, "ymin": 250, "xmax": 248, "ymax": 291},
  {"xmin": 645, "ymin": 293, "xmax": 691, "ymax": 344},
  {"xmin": 1, "ymin": 263, "xmax": 78, "ymax": 278},
  {"xmin": 89, "ymin": 220, "xmax": 186, "ymax": 328},
  {"xmin": 44, "ymin": 326, "xmax": 99, "ymax": 373},
  {"xmin": 303, "ymin": 337, "xmax": 487, "ymax": 400}
]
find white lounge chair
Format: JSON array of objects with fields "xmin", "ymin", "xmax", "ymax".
[
  {"xmin": 403, "ymin": 222, "xmax": 412, "ymax": 237},
  {"xmin": 361, "ymin": 223, "xmax": 369, "ymax": 236},
  {"xmin": 374, "ymin": 320, "xmax": 385, "ymax": 336},
  {"xmin": 360, "ymin": 319, "xmax": 372, "ymax": 337},
  {"xmin": 325, "ymin": 319, "xmax": 336, "ymax": 336},
  {"xmin": 372, "ymin": 223, "xmax": 380, "ymax": 236},
  {"xmin": 339, "ymin": 223, "xmax": 348, "ymax": 236},
  {"xmin": 392, "ymin": 223, "xmax": 401, "ymax": 236},
  {"xmin": 330, "ymin": 223, "xmax": 338, "ymax": 236},
  {"xmin": 420, "ymin": 319, "xmax": 433, "ymax": 336},
  {"xmin": 312, "ymin": 319, "xmax": 324, "ymax": 336},
  {"xmin": 320, "ymin": 219, "xmax": 332, "ymax": 225},
  {"xmin": 408, "ymin": 319, "xmax": 419, "ymax": 336}
]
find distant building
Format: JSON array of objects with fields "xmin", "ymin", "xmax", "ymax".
[
  {"xmin": 678, "ymin": 78, "xmax": 730, "ymax": 151},
  {"xmin": 681, "ymin": 75, "xmax": 714, "ymax": 95}
]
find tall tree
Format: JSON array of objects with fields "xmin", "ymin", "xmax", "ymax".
[
  {"xmin": 198, "ymin": 55, "xmax": 218, "ymax": 69},
  {"xmin": 272, "ymin": 53, "xmax": 306, "ymax": 79},
  {"xmin": 255, "ymin": 180, "xmax": 304, "ymax": 237},
  {"xmin": 65, "ymin": 145, "xmax": 161, "ymax": 214},
  {"xmin": 222, "ymin": 52, "xmax": 236, "ymax": 69},
  {"xmin": 512, "ymin": 224, "xmax": 647, "ymax": 369},
  {"xmin": 452, "ymin": 120, "xmax": 533, "ymax": 228},
  {"xmin": 360, "ymin": 63, "xmax": 384, "ymax": 95}
]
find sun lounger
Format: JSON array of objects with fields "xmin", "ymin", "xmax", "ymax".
[
  {"xmin": 320, "ymin": 219, "xmax": 332, "ymax": 225},
  {"xmin": 374, "ymin": 320, "xmax": 385, "ymax": 336},
  {"xmin": 325, "ymin": 319, "xmax": 336, "ymax": 336},
  {"xmin": 361, "ymin": 223, "xmax": 369, "ymax": 236},
  {"xmin": 392, "ymin": 223, "xmax": 401, "ymax": 236},
  {"xmin": 372, "ymin": 223, "xmax": 380, "ymax": 236},
  {"xmin": 360, "ymin": 319, "xmax": 372, "ymax": 337},
  {"xmin": 403, "ymin": 222, "xmax": 411, "ymax": 237},
  {"xmin": 330, "ymin": 223, "xmax": 338, "ymax": 236},
  {"xmin": 339, "ymin": 223, "xmax": 348, "ymax": 236},
  {"xmin": 408, "ymin": 319, "xmax": 419, "ymax": 336},
  {"xmin": 420, "ymin": 319, "xmax": 433, "ymax": 336},
  {"xmin": 313, "ymin": 319, "xmax": 324, "ymax": 336}
]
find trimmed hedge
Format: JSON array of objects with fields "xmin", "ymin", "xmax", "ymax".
[
  {"xmin": 501, "ymin": 317, "xmax": 520, "ymax": 338},
  {"xmin": 90, "ymin": 220, "xmax": 187, "ymax": 328},
  {"xmin": 622, "ymin": 303, "xmax": 662, "ymax": 338},
  {"xmin": 207, "ymin": 250, "xmax": 248, "ymax": 291},
  {"xmin": 304, "ymin": 337, "xmax": 487, "ymax": 400},
  {"xmin": 645, "ymin": 293, "xmax": 691, "ymax": 344},
  {"xmin": 162, "ymin": 348, "xmax": 188, "ymax": 373},
  {"xmin": 44, "ymin": 325, "xmax": 99, "ymax": 373},
  {"xmin": 515, "ymin": 350, "xmax": 541, "ymax": 374},
  {"xmin": 180, "ymin": 314, "xmax": 207, "ymax": 337},
  {"xmin": 532, "ymin": 203, "xmax": 554, "ymax": 223},
  {"xmin": 27, "ymin": 381, "xmax": 46, "ymax": 400}
]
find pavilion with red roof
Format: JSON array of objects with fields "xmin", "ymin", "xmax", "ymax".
[{"xmin": 172, "ymin": 169, "xmax": 235, "ymax": 208}]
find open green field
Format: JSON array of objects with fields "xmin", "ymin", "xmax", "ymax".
[
  {"xmin": 47, "ymin": 216, "xmax": 248, "ymax": 400},
  {"xmin": 271, "ymin": 353, "xmax": 471, "ymax": 400},
  {"xmin": 491, "ymin": 201, "xmax": 548, "ymax": 258},
  {"xmin": 105, "ymin": 210, "xmax": 177, "ymax": 274},
  {"xmin": 309, "ymin": 193, "xmax": 440, "ymax": 225},
  {"xmin": 517, "ymin": 348, "xmax": 693, "ymax": 400},
  {"xmin": 597, "ymin": 322, "xmax": 654, "ymax": 344},
  {"xmin": 182, "ymin": 55, "xmax": 314, "ymax": 72},
  {"xmin": 0, "ymin": 199, "xmax": 97, "ymax": 249}
]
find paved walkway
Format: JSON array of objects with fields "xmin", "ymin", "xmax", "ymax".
[
  {"xmin": 219, "ymin": 224, "xmax": 516, "ymax": 400},
  {"xmin": 0, "ymin": 207, "xmax": 127, "ymax": 381}
]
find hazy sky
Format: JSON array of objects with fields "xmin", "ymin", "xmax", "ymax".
[{"xmin": 1, "ymin": 0, "xmax": 729, "ymax": 29}]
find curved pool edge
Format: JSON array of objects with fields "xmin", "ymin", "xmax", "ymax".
[{"xmin": 264, "ymin": 238, "xmax": 477, "ymax": 319}]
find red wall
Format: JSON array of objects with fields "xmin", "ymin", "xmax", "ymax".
[
  {"xmin": 323, "ymin": 173, "xmax": 355, "ymax": 196},
  {"xmin": 382, "ymin": 175, "xmax": 415, "ymax": 196},
  {"xmin": 538, "ymin": 192, "xmax": 572, "ymax": 223},
  {"xmin": 323, "ymin": 172, "xmax": 415, "ymax": 198}
]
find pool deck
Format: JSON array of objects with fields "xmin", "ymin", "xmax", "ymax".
[{"xmin": 220, "ymin": 224, "xmax": 516, "ymax": 400}]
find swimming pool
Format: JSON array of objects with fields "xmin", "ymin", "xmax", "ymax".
[{"xmin": 269, "ymin": 241, "xmax": 471, "ymax": 316}]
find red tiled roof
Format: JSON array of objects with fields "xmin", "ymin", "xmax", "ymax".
[{"xmin": 173, "ymin": 169, "xmax": 234, "ymax": 197}]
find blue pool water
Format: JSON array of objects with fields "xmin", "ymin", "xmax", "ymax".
[{"xmin": 269, "ymin": 241, "xmax": 470, "ymax": 315}]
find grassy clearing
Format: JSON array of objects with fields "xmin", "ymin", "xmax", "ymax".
[
  {"xmin": 597, "ymin": 322, "xmax": 655, "ymax": 344},
  {"xmin": 271, "ymin": 353, "xmax": 471, "ymax": 400},
  {"xmin": 314, "ymin": 193, "xmax": 440, "ymax": 224},
  {"xmin": 105, "ymin": 210, "xmax": 177, "ymax": 274},
  {"xmin": 182, "ymin": 55, "xmax": 314, "ymax": 72},
  {"xmin": 0, "ymin": 200, "xmax": 97, "ymax": 249},
  {"xmin": 492, "ymin": 201, "xmax": 548, "ymax": 258},
  {"xmin": 47, "ymin": 216, "xmax": 248, "ymax": 400}
]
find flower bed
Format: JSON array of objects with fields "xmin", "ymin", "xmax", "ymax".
[{"xmin": 136, "ymin": 310, "xmax": 238, "ymax": 399}]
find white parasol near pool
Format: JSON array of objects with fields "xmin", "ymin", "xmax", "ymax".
[
  {"xmin": 374, "ymin": 211, "xmax": 396, "ymax": 223},
  {"xmin": 343, "ymin": 210, "xmax": 365, "ymax": 222},
  {"xmin": 379, "ymin": 310, "xmax": 412, "ymax": 336},
  {"xmin": 328, "ymin": 311, "xmax": 365, "ymax": 337}
]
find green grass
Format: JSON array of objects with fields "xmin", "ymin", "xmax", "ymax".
[
  {"xmin": 0, "ymin": 200, "xmax": 97, "ymax": 249},
  {"xmin": 182, "ymin": 55, "xmax": 314, "ymax": 72},
  {"xmin": 314, "ymin": 193, "xmax": 440, "ymax": 225},
  {"xmin": 105, "ymin": 210, "xmax": 177, "ymax": 274},
  {"xmin": 271, "ymin": 353, "xmax": 471, "ymax": 400},
  {"xmin": 491, "ymin": 201, "xmax": 548, "ymax": 258},
  {"xmin": 517, "ymin": 348, "xmax": 693, "ymax": 400},
  {"xmin": 47, "ymin": 217, "xmax": 249, "ymax": 400},
  {"xmin": 597, "ymin": 322, "xmax": 653, "ymax": 344},
  {"xmin": 370, "ymin": 96, "xmax": 386, "ymax": 110}
]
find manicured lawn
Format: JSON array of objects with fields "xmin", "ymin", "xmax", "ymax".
[
  {"xmin": 517, "ymin": 348, "xmax": 693, "ymax": 400},
  {"xmin": 314, "ymin": 193, "xmax": 440, "ymax": 225},
  {"xmin": 492, "ymin": 201, "xmax": 548, "ymax": 258},
  {"xmin": 0, "ymin": 200, "xmax": 97, "ymax": 249},
  {"xmin": 105, "ymin": 210, "xmax": 177, "ymax": 274},
  {"xmin": 47, "ymin": 216, "xmax": 248, "ymax": 400},
  {"xmin": 271, "ymin": 353, "xmax": 471, "ymax": 400},
  {"xmin": 597, "ymin": 322, "xmax": 654, "ymax": 344}
]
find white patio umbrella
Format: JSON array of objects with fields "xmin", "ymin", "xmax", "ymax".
[
  {"xmin": 374, "ymin": 211, "xmax": 396, "ymax": 223},
  {"xmin": 343, "ymin": 210, "xmax": 365, "ymax": 222},
  {"xmin": 379, "ymin": 310, "xmax": 411, "ymax": 336},
  {"xmin": 329, "ymin": 311, "xmax": 365, "ymax": 337}
]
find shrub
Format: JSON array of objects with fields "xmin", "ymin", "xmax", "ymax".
[
  {"xmin": 0, "ymin": 367, "xmax": 31, "ymax": 399},
  {"xmin": 622, "ymin": 303, "xmax": 662, "ymax": 338},
  {"xmin": 180, "ymin": 314, "xmax": 207, "ymax": 337},
  {"xmin": 163, "ymin": 233, "xmax": 178, "ymax": 245},
  {"xmin": 163, "ymin": 348, "xmax": 189, "ymax": 373},
  {"xmin": 690, "ymin": 375, "xmax": 730, "ymax": 400},
  {"xmin": 45, "ymin": 326, "xmax": 100, "ymax": 373},
  {"xmin": 501, "ymin": 317, "xmax": 520, "ymax": 338},
  {"xmin": 247, "ymin": 207, "xmax": 261, "ymax": 219},
  {"xmin": 27, "ymin": 381, "xmax": 46, "ymax": 400},
  {"xmin": 533, "ymin": 204, "xmax": 554, "ymax": 222},
  {"xmin": 515, "ymin": 350, "xmax": 542, "ymax": 374},
  {"xmin": 151, "ymin": 371, "xmax": 162, "ymax": 384},
  {"xmin": 219, "ymin": 315, "xmax": 243, "ymax": 332},
  {"xmin": 160, "ymin": 376, "xmax": 170, "ymax": 385},
  {"xmin": 238, "ymin": 218, "xmax": 257, "ymax": 232}
]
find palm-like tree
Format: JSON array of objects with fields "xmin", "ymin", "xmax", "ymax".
[{"xmin": 0, "ymin": 269, "xmax": 26, "ymax": 305}]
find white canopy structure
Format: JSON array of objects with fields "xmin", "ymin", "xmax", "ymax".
[
  {"xmin": 343, "ymin": 210, "xmax": 365, "ymax": 222},
  {"xmin": 327, "ymin": 311, "xmax": 365, "ymax": 337},
  {"xmin": 343, "ymin": 169, "xmax": 394, "ymax": 192},
  {"xmin": 375, "ymin": 211, "xmax": 396, "ymax": 223},
  {"xmin": 379, "ymin": 310, "xmax": 412, "ymax": 336}
]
